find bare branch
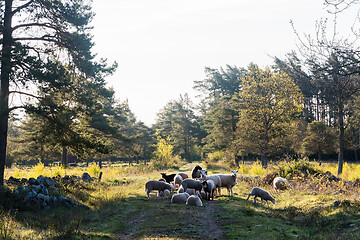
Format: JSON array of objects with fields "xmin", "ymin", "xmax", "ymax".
[
  {"xmin": 12, "ymin": 0, "xmax": 35, "ymax": 15},
  {"xmin": 12, "ymin": 22, "xmax": 59, "ymax": 32}
]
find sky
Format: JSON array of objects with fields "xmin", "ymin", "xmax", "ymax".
[{"xmin": 91, "ymin": 0, "xmax": 355, "ymax": 126}]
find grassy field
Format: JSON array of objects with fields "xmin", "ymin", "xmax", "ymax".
[{"xmin": 1, "ymin": 160, "xmax": 360, "ymax": 239}]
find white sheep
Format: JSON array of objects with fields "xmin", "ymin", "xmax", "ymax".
[
  {"xmin": 199, "ymin": 170, "xmax": 222, "ymax": 196},
  {"xmin": 181, "ymin": 179, "xmax": 203, "ymax": 194},
  {"xmin": 177, "ymin": 172, "xmax": 189, "ymax": 179},
  {"xmin": 157, "ymin": 189, "xmax": 171, "ymax": 197},
  {"xmin": 174, "ymin": 174, "xmax": 183, "ymax": 189},
  {"xmin": 247, "ymin": 187, "xmax": 275, "ymax": 207},
  {"xmin": 186, "ymin": 195, "xmax": 203, "ymax": 207},
  {"xmin": 273, "ymin": 177, "xmax": 292, "ymax": 191},
  {"xmin": 213, "ymin": 170, "xmax": 238, "ymax": 196},
  {"xmin": 145, "ymin": 180, "xmax": 173, "ymax": 199},
  {"xmin": 201, "ymin": 179, "xmax": 215, "ymax": 200},
  {"xmin": 171, "ymin": 192, "xmax": 190, "ymax": 204}
]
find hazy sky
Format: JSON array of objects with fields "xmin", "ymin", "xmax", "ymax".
[{"xmin": 91, "ymin": 0, "xmax": 353, "ymax": 126}]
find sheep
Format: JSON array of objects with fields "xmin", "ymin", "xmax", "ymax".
[
  {"xmin": 199, "ymin": 170, "xmax": 222, "ymax": 197},
  {"xmin": 145, "ymin": 180, "xmax": 173, "ymax": 199},
  {"xmin": 201, "ymin": 179, "xmax": 215, "ymax": 200},
  {"xmin": 178, "ymin": 185, "xmax": 184, "ymax": 193},
  {"xmin": 174, "ymin": 174, "xmax": 183, "ymax": 189},
  {"xmin": 191, "ymin": 165, "xmax": 203, "ymax": 179},
  {"xmin": 157, "ymin": 189, "xmax": 171, "ymax": 197},
  {"xmin": 177, "ymin": 172, "xmax": 189, "ymax": 180},
  {"xmin": 171, "ymin": 192, "xmax": 190, "ymax": 204},
  {"xmin": 186, "ymin": 195, "xmax": 203, "ymax": 207},
  {"xmin": 161, "ymin": 173, "xmax": 176, "ymax": 183},
  {"xmin": 181, "ymin": 179, "xmax": 203, "ymax": 194},
  {"xmin": 213, "ymin": 170, "xmax": 238, "ymax": 196},
  {"xmin": 247, "ymin": 187, "xmax": 275, "ymax": 207},
  {"xmin": 273, "ymin": 177, "xmax": 292, "ymax": 191}
]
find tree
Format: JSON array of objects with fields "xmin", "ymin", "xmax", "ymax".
[
  {"xmin": 235, "ymin": 64, "xmax": 303, "ymax": 167},
  {"xmin": 154, "ymin": 94, "xmax": 203, "ymax": 161},
  {"xmin": 0, "ymin": 0, "xmax": 115, "ymax": 184},
  {"xmin": 288, "ymin": 7, "xmax": 360, "ymax": 175},
  {"xmin": 302, "ymin": 121, "xmax": 337, "ymax": 161}
]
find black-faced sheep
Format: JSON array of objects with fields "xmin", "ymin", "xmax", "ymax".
[
  {"xmin": 181, "ymin": 179, "xmax": 203, "ymax": 194},
  {"xmin": 161, "ymin": 173, "xmax": 176, "ymax": 183},
  {"xmin": 186, "ymin": 195, "xmax": 203, "ymax": 207},
  {"xmin": 171, "ymin": 192, "xmax": 190, "ymax": 204},
  {"xmin": 247, "ymin": 187, "xmax": 275, "ymax": 207},
  {"xmin": 199, "ymin": 170, "xmax": 222, "ymax": 196},
  {"xmin": 191, "ymin": 165, "xmax": 203, "ymax": 179},
  {"xmin": 273, "ymin": 177, "xmax": 292, "ymax": 191},
  {"xmin": 214, "ymin": 170, "xmax": 238, "ymax": 196},
  {"xmin": 202, "ymin": 179, "xmax": 215, "ymax": 200},
  {"xmin": 145, "ymin": 180, "xmax": 173, "ymax": 199}
]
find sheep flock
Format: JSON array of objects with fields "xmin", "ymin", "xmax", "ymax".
[{"xmin": 145, "ymin": 164, "xmax": 292, "ymax": 208}]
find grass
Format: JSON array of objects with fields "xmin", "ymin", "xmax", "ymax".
[{"xmin": 1, "ymin": 159, "xmax": 360, "ymax": 239}]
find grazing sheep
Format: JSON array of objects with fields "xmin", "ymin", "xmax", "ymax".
[
  {"xmin": 181, "ymin": 179, "xmax": 203, "ymax": 194},
  {"xmin": 145, "ymin": 180, "xmax": 173, "ymax": 199},
  {"xmin": 247, "ymin": 187, "xmax": 275, "ymax": 207},
  {"xmin": 171, "ymin": 192, "xmax": 190, "ymax": 204},
  {"xmin": 214, "ymin": 170, "xmax": 238, "ymax": 196},
  {"xmin": 174, "ymin": 174, "xmax": 183, "ymax": 189},
  {"xmin": 161, "ymin": 173, "xmax": 176, "ymax": 183},
  {"xmin": 186, "ymin": 195, "xmax": 203, "ymax": 207},
  {"xmin": 273, "ymin": 177, "xmax": 292, "ymax": 191},
  {"xmin": 199, "ymin": 170, "xmax": 222, "ymax": 196},
  {"xmin": 191, "ymin": 165, "xmax": 203, "ymax": 179},
  {"xmin": 177, "ymin": 172, "xmax": 189, "ymax": 179},
  {"xmin": 202, "ymin": 179, "xmax": 215, "ymax": 200}
]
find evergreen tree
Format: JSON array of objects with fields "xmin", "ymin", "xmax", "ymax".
[{"xmin": 0, "ymin": 0, "xmax": 116, "ymax": 183}]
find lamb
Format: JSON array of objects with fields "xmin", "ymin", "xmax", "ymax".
[
  {"xmin": 145, "ymin": 180, "xmax": 173, "ymax": 199},
  {"xmin": 247, "ymin": 187, "xmax": 275, "ymax": 207},
  {"xmin": 191, "ymin": 165, "xmax": 203, "ymax": 179},
  {"xmin": 186, "ymin": 195, "xmax": 203, "ymax": 207},
  {"xmin": 161, "ymin": 173, "xmax": 176, "ymax": 183},
  {"xmin": 174, "ymin": 174, "xmax": 183, "ymax": 189},
  {"xmin": 181, "ymin": 179, "xmax": 203, "ymax": 194},
  {"xmin": 213, "ymin": 170, "xmax": 238, "ymax": 196},
  {"xmin": 158, "ymin": 189, "xmax": 171, "ymax": 197},
  {"xmin": 202, "ymin": 179, "xmax": 215, "ymax": 200},
  {"xmin": 199, "ymin": 170, "xmax": 222, "ymax": 196},
  {"xmin": 273, "ymin": 177, "xmax": 292, "ymax": 191},
  {"xmin": 171, "ymin": 192, "xmax": 190, "ymax": 204}
]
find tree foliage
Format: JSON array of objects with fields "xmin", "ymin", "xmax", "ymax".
[{"xmin": 235, "ymin": 64, "xmax": 303, "ymax": 167}]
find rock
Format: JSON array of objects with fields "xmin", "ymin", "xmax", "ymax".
[
  {"xmin": 82, "ymin": 172, "xmax": 92, "ymax": 182},
  {"xmin": 28, "ymin": 178, "xmax": 39, "ymax": 185},
  {"xmin": 333, "ymin": 200, "xmax": 341, "ymax": 207}
]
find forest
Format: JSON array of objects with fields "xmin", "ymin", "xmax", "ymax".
[{"xmin": 1, "ymin": 0, "xmax": 360, "ymax": 239}]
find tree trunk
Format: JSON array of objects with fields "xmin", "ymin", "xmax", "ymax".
[
  {"xmin": 0, "ymin": 0, "xmax": 13, "ymax": 186},
  {"xmin": 337, "ymin": 106, "xmax": 345, "ymax": 176},
  {"xmin": 62, "ymin": 146, "xmax": 68, "ymax": 166}
]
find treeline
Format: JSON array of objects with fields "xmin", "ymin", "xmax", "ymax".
[
  {"xmin": 2, "ymin": 0, "xmax": 360, "ymax": 181},
  {"xmin": 7, "ymin": 60, "xmax": 360, "ymax": 171}
]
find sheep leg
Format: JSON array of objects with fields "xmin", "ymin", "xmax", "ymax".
[{"xmin": 254, "ymin": 196, "xmax": 257, "ymax": 205}]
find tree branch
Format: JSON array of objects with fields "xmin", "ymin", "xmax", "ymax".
[
  {"xmin": 12, "ymin": 22, "xmax": 59, "ymax": 32},
  {"xmin": 12, "ymin": 0, "xmax": 35, "ymax": 15}
]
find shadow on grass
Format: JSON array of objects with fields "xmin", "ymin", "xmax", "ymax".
[{"xmin": 216, "ymin": 195, "xmax": 360, "ymax": 240}]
